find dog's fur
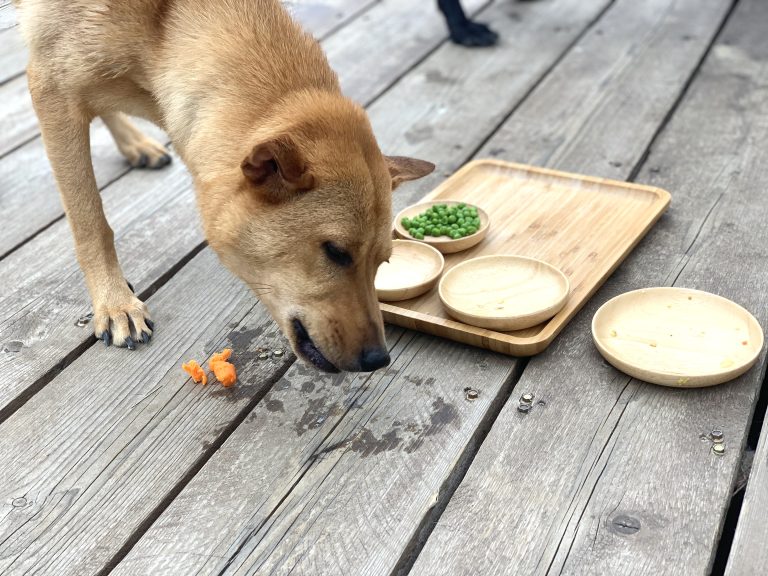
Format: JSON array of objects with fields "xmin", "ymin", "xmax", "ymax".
[{"xmin": 16, "ymin": 0, "xmax": 434, "ymax": 372}]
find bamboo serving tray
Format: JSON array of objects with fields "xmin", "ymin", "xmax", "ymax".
[{"xmin": 380, "ymin": 159, "xmax": 671, "ymax": 356}]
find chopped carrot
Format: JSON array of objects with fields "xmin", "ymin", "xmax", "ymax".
[
  {"xmin": 210, "ymin": 348, "xmax": 237, "ymax": 387},
  {"xmin": 209, "ymin": 348, "xmax": 232, "ymax": 366},
  {"xmin": 182, "ymin": 360, "xmax": 207, "ymax": 385},
  {"xmin": 211, "ymin": 361, "xmax": 237, "ymax": 387}
]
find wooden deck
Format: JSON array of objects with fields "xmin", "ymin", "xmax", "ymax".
[{"xmin": 1, "ymin": 0, "xmax": 767, "ymax": 574}]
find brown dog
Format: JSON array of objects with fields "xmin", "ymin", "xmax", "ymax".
[{"xmin": 16, "ymin": 0, "xmax": 434, "ymax": 372}]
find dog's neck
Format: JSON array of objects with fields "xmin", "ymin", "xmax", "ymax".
[{"xmin": 151, "ymin": 0, "xmax": 341, "ymax": 178}]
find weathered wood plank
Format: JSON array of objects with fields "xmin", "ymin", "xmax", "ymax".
[
  {"xmin": 325, "ymin": 0, "xmax": 487, "ymax": 105},
  {"xmin": 0, "ymin": 0, "xmax": 15, "ymax": 31},
  {"xmin": 726, "ymin": 407, "xmax": 768, "ymax": 575},
  {"xmin": 286, "ymin": 0, "xmax": 378, "ymax": 40},
  {"xmin": 111, "ymin": 327, "xmax": 519, "ymax": 576},
  {"xmin": 0, "ymin": 0, "xmax": 475, "ymax": 418},
  {"xmin": 0, "ymin": 119, "xmax": 166, "ymax": 258},
  {"xmin": 0, "ymin": 74, "xmax": 35, "ymax": 157},
  {"xmin": 0, "ymin": 152, "xmax": 205, "ymax": 419},
  {"xmin": 111, "ymin": 1, "xmax": 751, "ymax": 574},
  {"xmin": 0, "ymin": 249, "xmax": 296, "ymax": 576},
  {"xmin": 0, "ymin": 25, "xmax": 26, "ymax": 84},
  {"xmin": 411, "ymin": 1, "xmax": 768, "ymax": 575},
  {"xmin": 367, "ymin": 0, "xmax": 617, "ymax": 216}
]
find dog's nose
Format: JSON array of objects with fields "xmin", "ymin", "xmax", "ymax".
[{"xmin": 359, "ymin": 347, "xmax": 390, "ymax": 372}]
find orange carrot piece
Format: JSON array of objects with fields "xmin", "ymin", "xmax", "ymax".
[
  {"xmin": 209, "ymin": 349, "xmax": 237, "ymax": 387},
  {"xmin": 182, "ymin": 360, "xmax": 208, "ymax": 385},
  {"xmin": 212, "ymin": 361, "xmax": 237, "ymax": 387},
  {"xmin": 209, "ymin": 348, "xmax": 232, "ymax": 368}
]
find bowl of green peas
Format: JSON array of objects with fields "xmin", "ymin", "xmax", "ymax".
[{"xmin": 394, "ymin": 201, "xmax": 490, "ymax": 254}]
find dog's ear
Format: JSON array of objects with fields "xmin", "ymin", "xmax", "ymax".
[
  {"xmin": 242, "ymin": 136, "xmax": 315, "ymax": 201},
  {"xmin": 384, "ymin": 156, "xmax": 435, "ymax": 190}
]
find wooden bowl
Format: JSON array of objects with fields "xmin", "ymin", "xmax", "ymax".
[
  {"xmin": 375, "ymin": 240, "xmax": 445, "ymax": 302},
  {"xmin": 592, "ymin": 287, "xmax": 764, "ymax": 388},
  {"xmin": 438, "ymin": 255, "xmax": 570, "ymax": 331},
  {"xmin": 393, "ymin": 200, "xmax": 490, "ymax": 254}
]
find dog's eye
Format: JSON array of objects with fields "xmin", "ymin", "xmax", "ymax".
[{"xmin": 323, "ymin": 242, "xmax": 353, "ymax": 267}]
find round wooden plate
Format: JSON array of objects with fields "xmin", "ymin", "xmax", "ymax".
[
  {"xmin": 438, "ymin": 255, "xmax": 570, "ymax": 331},
  {"xmin": 592, "ymin": 287, "xmax": 764, "ymax": 388},
  {"xmin": 393, "ymin": 200, "xmax": 490, "ymax": 254},
  {"xmin": 375, "ymin": 240, "xmax": 445, "ymax": 302}
]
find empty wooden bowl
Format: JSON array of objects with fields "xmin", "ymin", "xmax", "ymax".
[
  {"xmin": 438, "ymin": 255, "xmax": 570, "ymax": 331},
  {"xmin": 375, "ymin": 240, "xmax": 445, "ymax": 302},
  {"xmin": 393, "ymin": 200, "xmax": 490, "ymax": 254},
  {"xmin": 592, "ymin": 287, "xmax": 764, "ymax": 387}
]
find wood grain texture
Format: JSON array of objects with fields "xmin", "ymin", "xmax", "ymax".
[
  {"xmin": 0, "ymin": 0, "xmax": 15, "ymax": 31},
  {"xmin": 0, "ymin": 119, "xmax": 167, "ymax": 258},
  {"xmin": 0, "ymin": 74, "xmax": 35, "ymax": 157},
  {"xmin": 381, "ymin": 160, "xmax": 669, "ymax": 355},
  {"xmin": 109, "ymin": 2, "xmax": 628, "ymax": 575},
  {"xmin": 112, "ymin": 327, "xmax": 518, "ymax": 576},
  {"xmin": 287, "ymin": 0, "xmax": 378, "ymax": 40},
  {"xmin": 0, "ymin": 25, "xmax": 26, "ymax": 84},
  {"xmin": 0, "ymin": 153, "xmax": 203, "ymax": 418},
  {"xmin": 412, "ymin": 1, "xmax": 768, "ymax": 575},
  {"xmin": 726, "ymin": 409, "xmax": 768, "ymax": 575},
  {"xmin": 368, "ymin": 0, "xmax": 614, "ymax": 215},
  {"xmin": 0, "ymin": 249, "xmax": 295, "ymax": 576},
  {"xmin": 324, "ymin": 0, "xmax": 488, "ymax": 105}
]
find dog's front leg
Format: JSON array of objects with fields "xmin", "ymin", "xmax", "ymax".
[{"xmin": 28, "ymin": 69, "xmax": 153, "ymax": 349}]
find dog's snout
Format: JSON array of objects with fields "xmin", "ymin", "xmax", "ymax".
[{"xmin": 359, "ymin": 347, "xmax": 390, "ymax": 372}]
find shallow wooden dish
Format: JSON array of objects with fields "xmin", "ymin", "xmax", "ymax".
[
  {"xmin": 438, "ymin": 255, "xmax": 570, "ymax": 331},
  {"xmin": 375, "ymin": 240, "xmax": 444, "ymax": 302},
  {"xmin": 592, "ymin": 287, "xmax": 764, "ymax": 388},
  {"xmin": 393, "ymin": 200, "xmax": 490, "ymax": 254}
]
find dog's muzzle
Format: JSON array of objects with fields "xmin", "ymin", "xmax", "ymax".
[{"xmin": 292, "ymin": 318, "xmax": 340, "ymax": 373}]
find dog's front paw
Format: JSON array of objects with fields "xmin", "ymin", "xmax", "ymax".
[
  {"xmin": 93, "ymin": 284, "xmax": 153, "ymax": 350},
  {"xmin": 450, "ymin": 21, "xmax": 499, "ymax": 47},
  {"xmin": 121, "ymin": 135, "xmax": 172, "ymax": 170}
]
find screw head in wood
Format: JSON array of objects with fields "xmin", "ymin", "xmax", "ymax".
[
  {"xmin": 258, "ymin": 352, "xmax": 270, "ymax": 360},
  {"xmin": 711, "ymin": 429, "xmax": 724, "ymax": 443},
  {"xmin": 521, "ymin": 393, "xmax": 534, "ymax": 404},
  {"xmin": 517, "ymin": 403, "xmax": 531, "ymax": 414},
  {"xmin": 273, "ymin": 348, "xmax": 285, "ymax": 357},
  {"xmin": 464, "ymin": 387, "xmax": 479, "ymax": 401},
  {"xmin": 712, "ymin": 443, "xmax": 726, "ymax": 456}
]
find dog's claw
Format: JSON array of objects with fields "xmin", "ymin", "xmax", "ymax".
[
  {"xmin": 141, "ymin": 330, "xmax": 151, "ymax": 344},
  {"xmin": 102, "ymin": 332, "xmax": 112, "ymax": 347},
  {"xmin": 126, "ymin": 280, "xmax": 135, "ymax": 293},
  {"xmin": 146, "ymin": 319, "xmax": 155, "ymax": 331},
  {"xmin": 125, "ymin": 336, "xmax": 136, "ymax": 350},
  {"xmin": 136, "ymin": 154, "xmax": 149, "ymax": 168},
  {"xmin": 153, "ymin": 153, "xmax": 172, "ymax": 169}
]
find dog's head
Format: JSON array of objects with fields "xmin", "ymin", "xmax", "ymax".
[{"xmin": 201, "ymin": 94, "xmax": 433, "ymax": 373}]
